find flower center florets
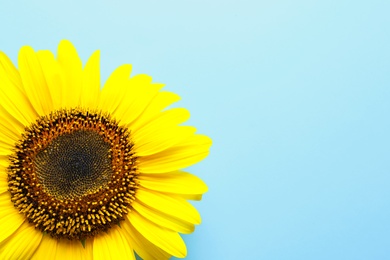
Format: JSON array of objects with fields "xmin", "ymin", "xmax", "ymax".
[{"xmin": 7, "ymin": 109, "xmax": 138, "ymax": 241}]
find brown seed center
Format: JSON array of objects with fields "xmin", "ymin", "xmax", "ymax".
[
  {"xmin": 7, "ymin": 109, "xmax": 138, "ymax": 240},
  {"xmin": 34, "ymin": 130, "xmax": 113, "ymax": 200}
]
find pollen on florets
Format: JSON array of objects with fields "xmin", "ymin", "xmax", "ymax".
[{"xmin": 7, "ymin": 109, "xmax": 138, "ymax": 240}]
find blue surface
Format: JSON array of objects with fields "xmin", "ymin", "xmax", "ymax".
[{"xmin": 1, "ymin": 1, "xmax": 390, "ymax": 259}]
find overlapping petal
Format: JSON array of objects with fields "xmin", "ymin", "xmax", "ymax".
[
  {"xmin": 0, "ymin": 51, "xmax": 38, "ymax": 127},
  {"xmin": 99, "ymin": 64, "xmax": 132, "ymax": 113},
  {"xmin": 135, "ymin": 188, "xmax": 201, "ymax": 224},
  {"xmin": 37, "ymin": 50, "xmax": 66, "ymax": 110},
  {"xmin": 133, "ymin": 200, "xmax": 195, "ymax": 234},
  {"xmin": 31, "ymin": 234, "xmax": 58, "ymax": 260},
  {"xmin": 122, "ymin": 218, "xmax": 171, "ymax": 260},
  {"xmin": 129, "ymin": 91, "xmax": 181, "ymax": 132},
  {"xmin": 111, "ymin": 75, "xmax": 164, "ymax": 125},
  {"xmin": 0, "ymin": 192, "xmax": 25, "ymax": 244},
  {"xmin": 93, "ymin": 226, "xmax": 135, "ymax": 260},
  {"xmin": 138, "ymin": 134, "xmax": 212, "ymax": 174},
  {"xmin": 18, "ymin": 46, "xmax": 53, "ymax": 116},
  {"xmin": 138, "ymin": 171, "xmax": 208, "ymax": 195},
  {"xmin": 81, "ymin": 50, "xmax": 101, "ymax": 108},
  {"xmin": 0, "ymin": 221, "xmax": 42, "ymax": 259},
  {"xmin": 128, "ymin": 210, "xmax": 187, "ymax": 258},
  {"xmin": 57, "ymin": 40, "xmax": 83, "ymax": 108},
  {"xmin": 55, "ymin": 238, "xmax": 93, "ymax": 260},
  {"xmin": 132, "ymin": 109, "xmax": 195, "ymax": 156}
]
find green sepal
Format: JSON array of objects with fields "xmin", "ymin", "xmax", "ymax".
[{"xmin": 80, "ymin": 238, "xmax": 86, "ymax": 248}]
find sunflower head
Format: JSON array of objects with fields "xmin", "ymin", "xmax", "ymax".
[{"xmin": 0, "ymin": 40, "xmax": 211, "ymax": 259}]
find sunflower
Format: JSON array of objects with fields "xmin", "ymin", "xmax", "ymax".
[{"xmin": 0, "ymin": 40, "xmax": 211, "ymax": 259}]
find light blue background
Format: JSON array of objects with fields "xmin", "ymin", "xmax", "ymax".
[{"xmin": 1, "ymin": 1, "xmax": 390, "ymax": 259}]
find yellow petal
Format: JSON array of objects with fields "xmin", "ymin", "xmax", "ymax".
[
  {"xmin": 36, "ymin": 50, "xmax": 65, "ymax": 110},
  {"xmin": 0, "ymin": 147, "xmax": 12, "ymax": 158},
  {"xmin": 99, "ymin": 64, "xmax": 132, "ymax": 112},
  {"xmin": 57, "ymin": 40, "xmax": 83, "ymax": 108},
  {"xmin": 0, "ymin": 141, "xmax": 17, "ymax": 163},
  {"xmin": 132, "ymin": 107, "xmax": 190, "ymax": 136},
  {"xmin": 121, "ymin": 217, "xmax": 171, "ymax": 260},
  {"xmin": 128, "ymin": 210, "xmax": 187, "ymax": 258},
  {"xmin": 177, "ymin": 194, "xmax": 203, "ymax": 200},
  {"xmin": 93, "ymin": 226, "xmax": 135, "ymax": 260},
  {"xmin": 112, "ymin": 75, "xmax": 163, "ymax": 125},
  {"xmin": 0, "ymin": 100, "xmax": 26, "ymax": 145},
  {"xmin": 55, "ymin": 237, "xmax": 93, "ymax": 260},
  {"xmin": 0, "ymin": 183, "xmax": 7, "ymax": 194},
  {"xmin": 0, "ymin": 51, "xmax": 38, "ymax": 126},
  {"xmin": 81, "ymin": 50, "xmax": 100, "ymax": 108},
  {"xmin": 0, "ymin": 51, "xmax": 23, "ymax": 90},
  {"xmin": 129, "ymin": 108, "xmax": 190, "ymax": 156},
  {"xmin": 18, "ymin": 46, "xmax": 53, "ymax": 116},
  {"xmin": 129, "ymin": 91, "xmax": 181, "ymax": 132},
  {"xmin": 133, "ymin": 200, "xmax": 195, "ymax": 234},
  {"xmin": 138, "ymin": 171, "xmax": 208, "ymax": 195},
  {"xmin": 0, "ymin": 191, "xmax": 25, "ymax": 244},
  {"xmin": 0, "ymin": 221, "xmax": 42, "ymax": 259},
  {"xmin": 0, "ymin": 106, "xmax": 26, "ymax": 143},
  {"xmin": 31, "ymin": 234, "xmax": 57, "ymax": 260},
  {"xmin": 0, "ymin": 134, "xmax": 15, "ymax": 150},
  {"xmin": 133, "ymin": 113, "xmax": 196, "ymax": 155},
  {"xmin": 0, "ymin": 164, "xmax": 8, "ymax": 194},
  {"xmin": 135, "ymin": 188, "xmax": 201, "ymax": 224},
  {"xmin": 0, "ymin": 159, "xmax": 7, "ymax": 169},
  {"xmin": 138, "ymin": 135, "xmax": 212, "ymax": 173}
]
